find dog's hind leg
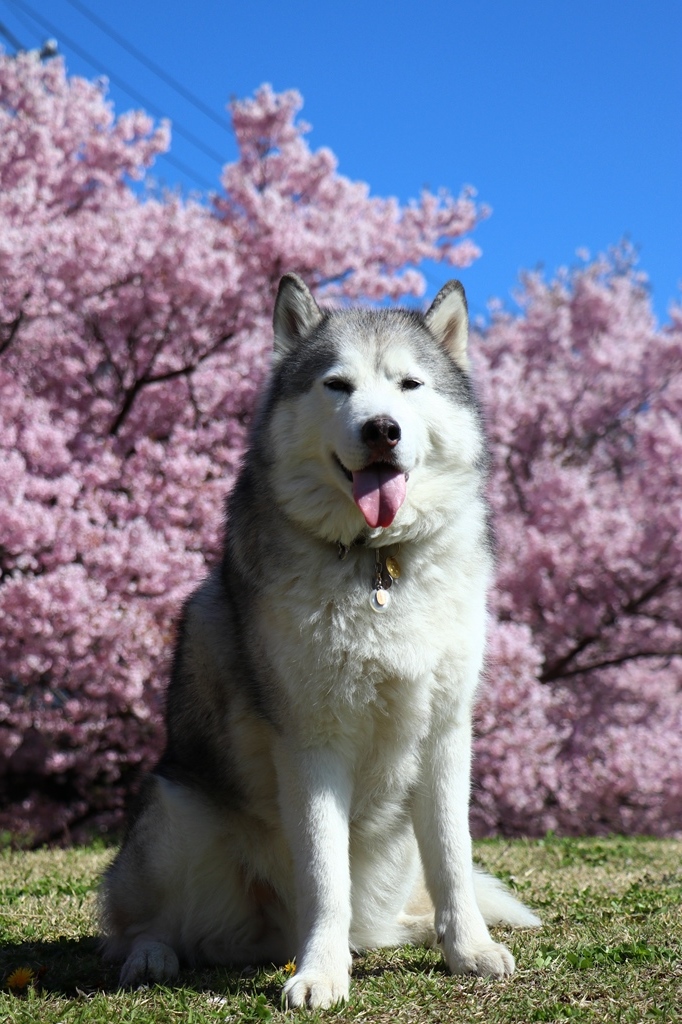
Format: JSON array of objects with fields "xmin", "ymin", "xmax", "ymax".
[
  {"xmin": 395, "ymin": 869, "xmax": 437, "ymax": 946},
  {"xmin": 349, "ymin": 820, "xmax": 432, "ymax": 950},
  {"xmin": 118, "ymin": 937, "xmax": 180, "ymax": 988},
  {"xmin": 101, "ymin": 774, "xmax": 284, "ymax": 986},
  {"xmin": 100, "ymin": 774, "xmax": 199, "ymax": 986}
]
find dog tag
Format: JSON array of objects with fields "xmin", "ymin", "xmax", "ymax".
[
  {"xmin": 370, "ymin": 587, "xmax": 391, "ymax": 613},
  {"xmin": 385, "ymin": 556, "xmax": 401, "ymax": 580},
  {"xmin": 380, "ymin": 569, "xmax": 393, "ymax": 590}
]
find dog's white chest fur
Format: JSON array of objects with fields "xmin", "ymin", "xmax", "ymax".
[{"xmin": 257, "ymin": 528, "xmax": 488, "ymax": 759}]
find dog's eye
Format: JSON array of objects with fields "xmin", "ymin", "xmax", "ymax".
[
  {"xmin": 401, "ymin": 378, "xmax": 423, "ymax": 391},
  {"xmin": 324, "ymin": 378, "xmax": 353, "ymax": 394}
]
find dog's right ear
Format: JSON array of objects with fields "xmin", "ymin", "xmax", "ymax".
[{"xmin": 273, "ymin": 274, "xmax": 324, "ymax": 362}]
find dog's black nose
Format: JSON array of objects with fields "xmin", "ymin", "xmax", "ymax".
[{"xmin": 361, "ymin": 416, "xmax": 401, "ymax": 452}]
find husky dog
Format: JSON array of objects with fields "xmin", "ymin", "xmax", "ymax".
[{"xmin": 100, "ymin": 274, "xmax": 539, "ymax": 1008}]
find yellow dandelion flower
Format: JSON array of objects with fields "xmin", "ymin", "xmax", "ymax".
[
  {"xmin": 284, "ymin": 960, "xmax": 296, "ymax": 976},
  {"xmin": 7, "ymin": 966, "xmax": 34, "ymax": 991}
]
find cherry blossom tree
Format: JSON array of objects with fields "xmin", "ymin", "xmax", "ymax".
[
  {"xmin": 0, "ymin": 52, "xmax": 485, "ymax": 842},
  {"xmin": 472, "ymin": 253, "xmax": 682, "ymax": 837}
]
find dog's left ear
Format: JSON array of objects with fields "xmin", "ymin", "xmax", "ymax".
[
  {"xmin": 273, "ymin": 273, "xmax": 324, "ymax": 362},
  {"xmin": 424, "ymin": 280, "xmax": 469, "ymax": 371}
]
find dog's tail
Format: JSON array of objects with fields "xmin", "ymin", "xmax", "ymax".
[
  {"xmin": 474, "ymin": 867, "xmax": 541, "ymax": 928},
  {"xmin": 403, "ymin": 865, "xmax": 540, "ymax": 931}
]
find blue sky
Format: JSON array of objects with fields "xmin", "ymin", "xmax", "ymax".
[{"xmin": 1, "ymin": 0, "xmax": 680, "ymax": 322}]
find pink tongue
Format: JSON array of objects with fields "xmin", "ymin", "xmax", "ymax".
[{"xmin": 352, "ymin": 465, "xmax": 407, "ymax": 528}]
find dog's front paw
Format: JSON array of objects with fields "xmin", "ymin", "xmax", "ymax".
[
  {"xmin": 283, "ymin": 967, "xmax": 350, "ymax": 1009},
  {"xmin": 119, "ymin": 939, "xmax": 180, "ymax": 988},
  {"xmin": 444, "ymin": 939, "xmax": 515, "ymax": 978}
]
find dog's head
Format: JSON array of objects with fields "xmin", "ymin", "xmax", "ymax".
[{"xmin": 261, "ymin": 274, "xmax": 487, "ymax": 546}]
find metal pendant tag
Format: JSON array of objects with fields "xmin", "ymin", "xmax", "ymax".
[
  {"xmin": 381, "ymin": 568, "xmax": 394, "ymax": 590},
  {"xmin": 370, "ymin": 587, "xmax": 391, "ymax": 613},
  {"xmin": 385, "ymin": 556, "xmax": 401, "ymax": 580}
]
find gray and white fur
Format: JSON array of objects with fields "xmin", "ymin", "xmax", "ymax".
[{"xmin": 100, "ymin": 274, "xmax": 539, "ymax": 1009}]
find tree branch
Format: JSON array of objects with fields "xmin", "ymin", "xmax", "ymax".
[
  {"xmin": 0, "ymin": 304, "xmax": 28, "ymax": 356},
  {"xmin": 542, "ymin": 647, "xmax": 682, "ymax": 682},
  {"xmin": 539, "ymin": 574, "xmax": 674, "ymax": 683},
  {"xmin": 109, "ymin": 330, "xmax": 235, "ymax": 435}
]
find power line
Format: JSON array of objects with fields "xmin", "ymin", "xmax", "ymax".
[
  {"xmin": 150, "ymin": 150, "xmax": 216, "ymax": 192},
  {"xmin": 6, "ymin": 0, "xmax": 225, "ymax": 163},
  {"xmin": 4, "ymin": 0, "xmax": 227, "ymax": 177},
  {"xmin": 63, "ymin": 0, "xmax": 230, "ymax": 131},
  {"xmin": 2, "ymin": 0, "xmax": 215, "ymax": 190}
]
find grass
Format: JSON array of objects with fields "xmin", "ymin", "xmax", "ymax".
[{"xmin": 0, "ymin": 836, "xmax": 680, "ymax": 1023}]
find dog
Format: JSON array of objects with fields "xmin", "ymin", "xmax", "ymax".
[{"xmin": 100, "ymin": 274, "xmax": 540, "ymax": 1008}]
